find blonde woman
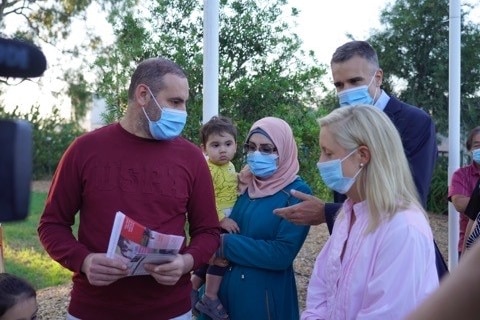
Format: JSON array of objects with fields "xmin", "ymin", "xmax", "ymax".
[{"xmin": 301, "ymin": 105, "xmax": 438, "ymax": 319}]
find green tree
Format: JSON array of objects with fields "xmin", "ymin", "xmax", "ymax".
[
  {"xmin": 364, "ymin": 0, "xmax": 480, "ymax": 213},
  {"xmin": 0, "ymin": 0, "xmax": 120, "ymax": 121},
  {"xmin": 93, "ymin": 0, "xmax": 331, "ymax": 197},
  {"xmin": 367, "ymin": 0, "xmax": 480, "ymax": 135},
  {"xmin": 0, "ymin": 0, "xmax": 100, "ymax": 42}
]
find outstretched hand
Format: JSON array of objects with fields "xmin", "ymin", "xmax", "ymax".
[{"xmin": 273, "ymin": 189, "xmax": 326, "ymax": 226}]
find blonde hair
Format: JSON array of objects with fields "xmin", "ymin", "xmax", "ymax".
[{"xmin": 318, "ymin": 105, "xmax": 425, "ymax": 232}]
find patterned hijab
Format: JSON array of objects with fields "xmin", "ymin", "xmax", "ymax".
[{"xmin": 238, "ymin": 117, "xmax": 299, "ymax": 198}]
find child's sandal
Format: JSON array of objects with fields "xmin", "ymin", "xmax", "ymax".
[{"xmin": 195, "ymin": 295, "xmax": 230, "ymax": 320}]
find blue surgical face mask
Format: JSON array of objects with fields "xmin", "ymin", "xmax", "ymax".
[
  {"xmin": 337, "ymin": 74, "xmax": 377, "ymax": 107},
  {"xmin": 142, "ymin": 87, "xmax": 187, "ymax": 140},
  {"xmin": 247, "ymin": 151, "xmax": 278, "ymax": 178},
  {"xmin": 472, "ymin": 148, "xmax": 480, "ymax": 164},
  {"xmin": 316, "ymin": 149, "xmax": 362, "ymax": 194}
]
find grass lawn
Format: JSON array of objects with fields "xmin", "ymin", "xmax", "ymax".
[{"xmin": 2, "ymin": 191, "xmax": 75, "ymax": 290}]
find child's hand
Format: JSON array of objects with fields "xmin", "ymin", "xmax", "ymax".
[
  {"xmin": 209, "ymin": 255, "xmax": 229, "ymax": 267},
  {"xmin": 220, "ymin": 217, "xmax": 240, "ymax": 233}
]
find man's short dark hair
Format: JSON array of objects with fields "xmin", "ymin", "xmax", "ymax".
[
  {"xmin": 128, "ymin": 57, "xmax": 188, "ymax": 100},
  {"xmin": 331, "ymin": 40, "xmax": 379, "ymax": 68}
]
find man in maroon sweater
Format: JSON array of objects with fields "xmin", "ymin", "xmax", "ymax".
[{"xmin": 38, "ymin": 57, "xmax": 220, "ymax": 319}]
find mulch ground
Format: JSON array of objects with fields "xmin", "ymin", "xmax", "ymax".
[{"xmin": 32, "ymin": 181, "xmax": 449, "ymax": 319}]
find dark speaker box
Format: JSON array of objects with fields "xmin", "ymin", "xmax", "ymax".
[{"xmin": 0, "ymin": 119, "xmax": 32, "ymax": 222}]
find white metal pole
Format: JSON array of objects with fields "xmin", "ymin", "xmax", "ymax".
[
  {"xmin": 202, "ymin": 0, "xmax": 220, "ymax": 124},
  {"xmin": 447, "ymin": 0, "xmax": 461, "ymax": 270}
]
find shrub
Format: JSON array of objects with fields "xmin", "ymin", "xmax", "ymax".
[{"xmin": 427, "ymin": 155, "xmax": 448, "ymax": 215}]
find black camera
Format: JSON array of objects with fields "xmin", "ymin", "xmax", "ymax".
[
  {"xmin": 0, "ymin": 38, "xmax": 46, "ymax": 221},
  {"xmin": 0, "ymin": 119, "xmax": 33, "ymax": 221}
]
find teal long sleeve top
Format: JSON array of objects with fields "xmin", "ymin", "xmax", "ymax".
[{"xmin": 215, "ymin": 177, "xmax": 311, "ymax": 320}]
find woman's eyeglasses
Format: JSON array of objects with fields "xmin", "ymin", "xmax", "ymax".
[{"xmin": 243, "ymin": 142, "xmax": 277, "ymax": 155}]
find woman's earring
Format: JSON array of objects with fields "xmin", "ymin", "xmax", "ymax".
[{"xmin": 360, "ymin": 163, "xmax": 364, "ymax": 168}]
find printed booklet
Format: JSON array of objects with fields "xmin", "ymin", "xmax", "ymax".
[{"xmin": 106, "ymin": 211, "xmax": 185, "ymax": 276}]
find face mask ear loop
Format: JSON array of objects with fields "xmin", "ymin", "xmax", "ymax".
[
  {"xmin": 341, "ymin": 148, "xmax": 362, "ymax": 181},
  {"xmin": 352, "ymin": 165, "xmax": 363, "ymax": 180},
  {"xmin": 340, "ymin": 148, "xmax": 358, "ymax": 163},
  {"xmin": 372, "ymin": 86, "xmax": 379, "ymax": 103},
  {"xmin": 142, "ymin": 107, "xmax": 152, "ymax": 121},
  {"xmin": 369, "ymin": 72, "xmax": 379, "ymax": 103},
  {"xmin": 145, "ymin": 86, "xmax": 164, "ymax": 112}
]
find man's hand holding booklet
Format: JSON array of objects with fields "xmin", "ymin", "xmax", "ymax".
[{"xmin": 106, "ymin": 211, "xmax": 185, "ymax": 276}]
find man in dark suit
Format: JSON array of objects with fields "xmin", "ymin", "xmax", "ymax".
[{"xmin": 274, "ymin": 40, "xmax": 447, "ymax": 279}]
